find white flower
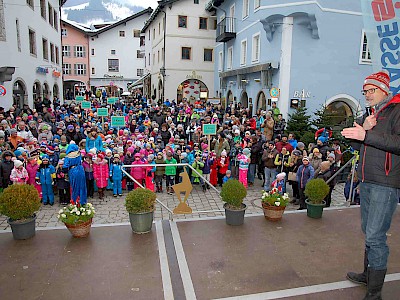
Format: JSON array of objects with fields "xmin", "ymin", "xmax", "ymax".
[
  {"xmin": 57, "ymin": 214, "xmax": 60, "ymax": 219},
  {"xmin": 81, "ymin": 212, "xmax": 86, "ymax": 216},
  {"xmin": 80, "ymin": 207, "xmax": 85, "ymax": 211},
  {"xmin": 58, "ymin": 209, "xmax": 64, "ymax": 214},
  {"xmin": 76, "ymin": 211, "xmax": 81, "ymax": 216},
  {"xmin": 61, "ymin": 214, "xmax": 67, "ymax": 218},
  {"xmin": 274, "ymin": 201, "xmax": 280, "ymax": 206}
]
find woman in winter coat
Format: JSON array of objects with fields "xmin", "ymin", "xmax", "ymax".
[
  {"xmin": 86, "ymin": 127, "xmax": 104, "ymax": 153},
  {"xmin": 26, "ymin": 156, "xmax": 41, "ymax": 197},
  {"xmin": 93, "ymin": 153, "xmax": 109, "ymax": 199}
]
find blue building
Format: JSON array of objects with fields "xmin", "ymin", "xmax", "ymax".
[{"xmin": 206, "ymin": 0, "xmax": 373, "ymax": 123}]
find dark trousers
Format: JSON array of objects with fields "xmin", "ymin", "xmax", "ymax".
[
  {"xmin": 325, "ymin": 186, "xmax": 334, "ymax": 207},
  {"xmin": 217, "ymin": 173, "xmax": 225, "ymax": 186},
  {"xmin": 299, "ymin": 187, "xmax": 306, "ymax": 209},
  {"xmin": 59, "ymin": 188, "xmax": 70, "ymax": 204},
  {"xmin": 291, "ymin": 181, "xmax": 299, "ymax": 199},
  {"xmin": 166, "ymin": 175, "xmax": 175, "ymax": 188},
  {"xmin": 86, "ymin": 179, "xmax": 94, "ymax": 197}
]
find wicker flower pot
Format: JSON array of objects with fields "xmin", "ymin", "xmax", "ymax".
[
  {"xmin": 262, "ymin": 202, "xmax": 286, "ymax": 221},
  {"xmin": 64, "ymin": 219, "xmax": 93, "ymax": 238}
]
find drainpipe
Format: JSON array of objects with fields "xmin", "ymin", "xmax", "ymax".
[{"xmin": 160, "ymin": 9, "xmax": 167, "ymax": 102}]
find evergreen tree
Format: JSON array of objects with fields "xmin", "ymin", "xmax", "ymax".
[{"xmin": 286, "ymin": 107, "xmax": 312, "ymax": 141}]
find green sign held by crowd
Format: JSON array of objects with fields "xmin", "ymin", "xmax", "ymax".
[
  {"xmin": 75, "ymin": 96, "xmax": 84, "ymax": 102},
  {"xmin": 81, "ymin": 101, "xmax": 91, "ymax": 109},
  {"xmin": 97, "ymin": 108, "xmax": 108, "ymax": 117},
  {"xmin": 107, "ymin": 97, "xmax": 118, "ymax": 104},
  {"xmin": 111, "ymin": 116, "xmax": 125, "ymax": 127},
  {"xmin": 202, "ymin": 124, "xmax": 217, "ymax": 135}
]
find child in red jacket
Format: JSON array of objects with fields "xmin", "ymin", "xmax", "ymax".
[{"xmin": 217, "ymin": 150, "xmax": 229, "ymax": 186}]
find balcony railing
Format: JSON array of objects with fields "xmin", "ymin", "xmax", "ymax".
[{"xmin": 216, "ymin": 17, "xmax": 236, "ymax": 42}]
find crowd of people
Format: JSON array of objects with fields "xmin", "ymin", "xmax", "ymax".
[{"xmin": 0, "ymin": 94, "xmax": 344, "ymax": 209}]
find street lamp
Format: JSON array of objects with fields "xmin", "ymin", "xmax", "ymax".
[{"xmin": 160, "ymin": 66, "xmax": 166, "ymax": 101}]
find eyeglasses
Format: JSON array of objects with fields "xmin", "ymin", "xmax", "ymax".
[{"xmin": 361, "ymin": 88, "xmax": 378, "ymax": 95}]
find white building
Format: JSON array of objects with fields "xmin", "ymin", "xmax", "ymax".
[
  {"xmin": 88, "ymin": 8, "xmax": 152, "ymax": 95},
  {"xmin": 0, "ymin": 0, "xmax": 64, "ymax": 109},
  {"xmin": 140, "ymin": 0, "xmax": 216, "ymax": 104}
]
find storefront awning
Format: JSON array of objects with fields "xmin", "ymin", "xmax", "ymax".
[{"xmin": 128, "ymin": 73, "xmax": 150, "ymax": 90}]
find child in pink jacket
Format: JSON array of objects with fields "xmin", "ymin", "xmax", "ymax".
[
  {"xmin": 93, "ymin": 153, "xmax": 109, "ymax": 199},
  {"xmin": 130, "ymin": 153, "xmax": 146, "ymax": 189}
]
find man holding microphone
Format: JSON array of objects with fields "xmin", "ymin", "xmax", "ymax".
[{"xmin": 342, "ymin": 70, "xmax": 400, "ymax": 299}]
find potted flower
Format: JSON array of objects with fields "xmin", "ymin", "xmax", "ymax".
[
  {"xmin": 305, "ymin": 178, "xmax": 330, "ymax": 219},
  {"xmin": 261, "ymin": 188, "xmax": 290, "ymax": 221},
  {"xmin": 58, "ymin": 200, "xmax": 96, "ymax": 238},
  {"xmin": 220, "ymin": 179, "xmax": 247, "ymax": 226},
  {"xmin": 0, "ymin": 184, "xmax": 41, "ymax": 240},
  {"xmin": 125, "ymin": 188, "xmax": 157, "ymax": 234}
]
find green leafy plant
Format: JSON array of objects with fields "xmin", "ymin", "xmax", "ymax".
[
  {"xmin": 261, "ymin": 188, "xmax": 290, "ymax": 207},
  {"xmin": 220, "ymin": 179, "xmax": 247, "ymax": 209},
  {"xmin": 305, "ymin": 178, "xmax": 330, "ymax": 204},
  {"xmin": 58, "ymin": 203, "xmax": 96, "ymax": 225},
  {"xmin": 125, "ymin": 188, "xmax": 157, "ymax": 213},
  {"xmin": 0, "ymin": 184, "xmax": 41, "ymax": 221}
]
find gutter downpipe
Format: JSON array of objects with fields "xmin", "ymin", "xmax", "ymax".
[{"xmin": 161, "ymin": 8, "xmax": 167, "ymax": 102}]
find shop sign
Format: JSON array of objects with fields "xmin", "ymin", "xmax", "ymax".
[
  {"xmin": 104, "ymin": 74, "xmax": 124, "ymax": 79},
  {"xmin": 186, "ymin": 70, "xmax": 203, "ymax": 80},
  {"xmin": 52, "ymin": 70, "xmax": 61, "ymax": 78},
  {"xmin": 36, "ymin": 67, "xmax": 49, "ymax": 74},
  {"xmin": 270, "ymin": 87, "xmax": 280, "ymax": 98},
  {"xmin": 97, "ymin": 108, "xmax": 108, "ymax": 117},
  {"xmin": 111, "ymin": 116, "xmax": 125, "ymax": 127},
  {"xmin": 293, "ymin": 89, "xmax": 311, "ymax": 98}
]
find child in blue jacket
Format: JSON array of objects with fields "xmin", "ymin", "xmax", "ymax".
[
  {"xmin": 110, "ymin": 154, "xmax": 123, "ymax": 197},
  {"xmin": 36, "ymin": 155, "xmax": 56, "ymax": 205}
]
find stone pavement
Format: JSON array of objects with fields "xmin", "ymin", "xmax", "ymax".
[{"xmin": 0, "ymin": 178, "xmax": 348, "ymax": 230}]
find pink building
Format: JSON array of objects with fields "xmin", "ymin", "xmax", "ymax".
[{"xmin": 61, "ymin": 20, "xmax": 90, "ymax": 100}]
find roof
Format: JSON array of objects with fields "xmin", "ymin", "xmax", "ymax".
[
  {"xmin": 141, "ymin": 0, "xmax": 181, "ymax": 33},
  {"xmin": 61, "ymin": 19, "xmax": 91, "ymax": 34},
  {"xmin": 90, "ymin": 7, "xmax": 153, "ymax": 36}
]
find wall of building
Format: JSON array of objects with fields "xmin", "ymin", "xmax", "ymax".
[
  {"xmin": 0, "ymin": 0, "xmax": 63, "ymax": 109},
  {"xmin": 213, "ymin": 0, "xmax": 373, "ymax": 118},
  {"xmin": 89, "ymin": 13, "xmax": 149, "ymax": 93},
  {"xmin": 61, "ymin": 21, "xmax": 90, "ymax": 98}
]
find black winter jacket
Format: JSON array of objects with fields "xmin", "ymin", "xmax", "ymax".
[{"xmin": 357, "ymin": 94, "xmax": 400, "ymax": 188}]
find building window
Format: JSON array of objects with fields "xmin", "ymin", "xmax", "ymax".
[
  {"xmin": 181, "ymin": 47, "xmax": 191, "ymax": 60},
  {"xmin": 148, "ymin": 53, "xmax": 150, "ymax": 66},
  {"xmin": 40, "ymin": 0, "xmax": 46, "ymax": 18},
  {"xmin": 158, "ymin": 22, "xmax": 160, "ymax": 34},
  {"xmin": 158, "ymin": 50, "xmax": 160, "ymax": 63},
  {"xmin": 204, "ymin": 48, "xmax": 213, "ymax": 62},
  {"xmin": 137, "ymin": 69, "xmax": 144, "ymax": 77},
  {"xmin": 74, "ymin": 63, "xmax": 86, "ymax": 75},
  {"xmin": 218, "ymin": 51, "xmax": 223, "ymax": 71},
  {"xmin": 50, "ymin": 43, "xmax": 54, "ymax": 62},
  {"xmin": 55, "ymin": 46, "xmax": 59, "ymax": 64},
  {"xmin": 199, "ymin": 17, "xmax": 208, "ymax": 30},
  {"xmin": 91, "ymin": 48, "xmax": 95, "ymax": 56},
  {"xmin": 148, "ymin": 30, "xmax": 150, "ymax": 40},
  {"xmin": 194, "ymin": 0, "xmax": 199, "ymax": 3},
  {"xmin": 74, "ymin": 45, "xmax": 86, "ymax": 57},
  {"xmin": 62, "ymin": 45, "xmax": 70, "ymax": 57},
  {"xmin": 360, "ymin": 30, "xmax": 372, "ymax": 64},
  {"xmin": 227, "ymin": 46, "xmax": 233, "ymax": 69},
  {"xmin": 254, "ymin": 0, "xmax": 260, "ymax": 10},
  {"xmin": 133, "ymin": 29, "xmax": 140, "ymax": 37},
  {"xmin": 63, "ymin": 63, "xmax": 71, "ymax": 75},
  {"xmin": 111, "ymin": 49, "xmax": 116, "ymax": 55},
  {"xmin": 16, "ymin": 19, "xmax": 21, "ymax": 52},
  {"xmin": 153, "ymin": 28, "xmax": 155, "ymax": 39},
  {"xmin": 242, "ymin": 0, "xmax": 249, "ymax": 19},
  {"xmin": 252, "ymin": 33, "xmax": 260, "ymax": 63},
  {"xmin": 140, "ymin": 36, "xmax": 145, "ymax": 46},
  {"xmin": 178, "ymin": 15, "xmax": 187, "ymax": 28},
  {"xmin": 48, "ymin": 4, "xmax": 54, "ymax": 26},
  {"xmin": 137, "ymin": 50, "xmax": 144, "ymax": 58},
  {"xmin": 29, "ymin": 29, "xmax": 36, "ymax": 56},
  {"xmin": 108, "ymin": 59, "xmax": 119, "ymax": 72},
  {"xmin": 240, "ymin": 39, "xmax": 247, "ymax": 66},
  {"xmin": 153, "ymin": 53, "xmax": 155, "ymax": 65},
  {"xmin": 42, "ymin": 38, "xmax": 48, "ymax": 60},
  {"xmin": 91, "ymin": 67, "xmax": 95, "ymax": 75},
  {"xmin": 26, "ymin": 0, "xmax": 34, "ymax": 9},
  {"xmin": 119, "ymin": 30, "xmax": 125, "ymax": 37},
  {"xmin": 54, "ymin": 11, "xmax": 58, "ymax": 31},
  {"xmin": 61, "ymin": 28, "xmax": 67, "ymax": 37}
]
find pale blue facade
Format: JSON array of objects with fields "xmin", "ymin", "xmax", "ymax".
[{"xmin": 207, "ymin": 0, "xmax": 373, "ymax": 120}]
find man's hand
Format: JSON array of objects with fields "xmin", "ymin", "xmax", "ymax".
[
  {"xmin": 362, "ymin": 114, "xmax": 377, "ymax": 131},
  {"xmin": 341, "ymin": 122, "xmax": 366, "ymax": 141}
]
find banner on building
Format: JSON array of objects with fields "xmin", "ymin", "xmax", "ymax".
[{"xmin": 360, "ymin": 0, "xmax": 400, "ymax": 94}]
